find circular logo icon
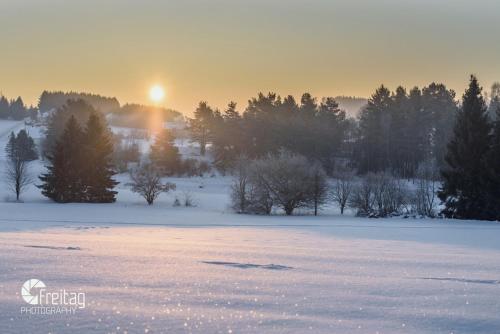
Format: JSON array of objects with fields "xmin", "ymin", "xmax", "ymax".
[{"xmin": 21, "ymin": 279, "xmax": 46, "ymax": 305}]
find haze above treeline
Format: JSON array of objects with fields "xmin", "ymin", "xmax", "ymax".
[{"xmin": 2, "ymin": 1, "xmax": 499, "ymax": 113}]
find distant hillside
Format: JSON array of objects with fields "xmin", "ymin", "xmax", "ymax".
[
  {"xmin": 335, "ymin": 96, "xmax": 367, "ymax": 118},
  {"xmin": 38, "ymin": 91, "xmax": 120, "ymax": 113},
  {"xmin": 109, "ymin": 103, "xmax": 181, "ymax": 130}
]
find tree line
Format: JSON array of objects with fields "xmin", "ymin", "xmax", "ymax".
[
  {"xmin": 189, "ymin": 76, "xmax": 500, "ymax": 220},
  {"xmin": 190, "ymin": 94, "xmax": 347, "ymax": 174},
  {"xmin": 3, "ymin": 76, "xmax": 500, "ymax": 221},
  {"xmin": 38, "ymin": 91, "xmax": 120, "ymax": 114},
  {"xmin": 0, "ymin": 95, "xmax": 36, "ymax": 120}
]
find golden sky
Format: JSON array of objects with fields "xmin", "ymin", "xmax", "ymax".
[{"xmin": 1, "ymin": 0, "xmax": 499, "ymax": 113}]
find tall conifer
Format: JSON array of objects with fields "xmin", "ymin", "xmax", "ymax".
[
  {"xmin": 483, "ymin": 107, "xmax": 500, "ymax": 220},
  {"xmin": 39, "ymin": 116, "xmax": 86, "ymax": 202},
  {"xmin": 438, "ymin": 76, "xmax": 492, "ymax": 219},
  {"xmin": 150, "ymin": 129, "xmax": 181, "ymax": 176},
  {"xmin": 83, "ymin": 113, "xmax": 118, "ymax": 202}
]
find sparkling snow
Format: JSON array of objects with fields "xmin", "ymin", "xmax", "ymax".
[{"xmin": 0, "ymin": 120, "xmax": 499, "ymax": 333}]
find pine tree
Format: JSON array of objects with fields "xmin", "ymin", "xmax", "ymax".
[
  {"xmin": 150, "ymin": 129, "xmax": 181, "ymax": 176},
  {"xmin": 438, "ymin": 76, "xmax": 492, "ymax": 219},
  {"xmin": 314, "ymin": 97, "xmax": 346, "ymax": 173},
  {"xmin": 299, "ymin": 93, "xmax": 318, "ymax": 118},
  {"xmin": 190, "ymin": 101, "xmax": 214, "ymax": 156},
  {"xmin": 212, "ymin": 102, "xmax": 243, "ymax": 172},
  {"xmin": 39, "ymin": 116, "xmax": 86, "ymax": 202},
  {"xmin": 356, "ymin": 85, "xmax": 393, "ymax": 173},
  {"xmin": 224, "ymin": 101, "xmax": 240, "ymax": 120},
  {"xmin": 83, "ymin": 113, "xmax": 118, "ymax": 202}
]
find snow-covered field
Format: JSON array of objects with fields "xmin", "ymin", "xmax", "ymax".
[{"xmin": 1, "ymin": 120, "xmax": 500, "ymax": 333}]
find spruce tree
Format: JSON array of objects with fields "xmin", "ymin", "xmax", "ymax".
[
  {"xmin": 438, "ymin": 76, "xmax": 492, "ymax": 219},
  {"xmin": 6, "ymin": 130, "xmax": 38, "ymax": 162},
  {"xmin": 9, "ymin": 97, "xmax": 27, "ymax": 120},
  {"xmin": 15, "ymin": 130, "xmax": 38, "ymax": 161},
  {"xmin": 83, "ymin": 113, "xmax": 118, "ymax": 203},
  {"xmin": 150, "ymin": 129, "xmax": 181, "ymax": 176},
  {"xmin": 43, "ymin": 99, "xmax": 98, "ymax": 157},
  {"xmin": 0, "ymin": 96, "xmax": 9, "ymax": 118},
  {"xmin": 6, "ymin": 132, "xmax": 16, "ymax": 159},
  {"xmin": 39, "ymin": 116, "xmax": 86, "ymax": 202},
  {"xmin": 483, "ymin": 107, "xmax": 500, "ymax": 220}
]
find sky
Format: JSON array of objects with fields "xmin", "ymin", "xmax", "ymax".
[{"xmin": 1, "ymin": 0, "xmax": 499, "ymax": 113}]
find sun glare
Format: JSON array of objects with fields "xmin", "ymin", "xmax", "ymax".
[{"xmin": 149, "ymin": 85, "xmax": 165, "ymax": 103}]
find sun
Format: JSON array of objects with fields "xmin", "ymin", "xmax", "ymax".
[{"xmin": 149, "ymin": 85, "xmax": 165, "ymax": 103}]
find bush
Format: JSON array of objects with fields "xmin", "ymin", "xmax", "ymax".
[
  {"xmin": 113, "ymin": 141, "xmax": 140, "ymax": 173},
  {"xmin": 349, "ymin": 172, "xmax": 409, "ymax": 217},
  {"xmin": 179, "ymin": 158, "xmax": 211, "ymax": 177}
]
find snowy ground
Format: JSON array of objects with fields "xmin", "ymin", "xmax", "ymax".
[{"xmin": 1, "ymin": 120, "xmax": 500, "ymax": 333}]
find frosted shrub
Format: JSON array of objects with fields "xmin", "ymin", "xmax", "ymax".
[
  {"xmin": 182, "ymin": 191, "xmax": 196, "ymax": 207},
  {"xmin": 349, "ymin": 175, "xmax": 375, "ymax": 217},
  {"xmin": 350, "ymin": 172, "xmax": 409, "ymax": 217},
  {"xmin": 128, "ymin": 164, "xmax": 176, "ymax": 205}
]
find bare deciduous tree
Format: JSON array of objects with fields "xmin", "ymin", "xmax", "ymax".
[
  {"xmin": 349, "ymin": 172, "xmax": 408, "ymax": 217},
  {"xmin": 128, "ymin": 164, "xmax": 175, "ymax": 205},
  {"xmin": 332, "ymin": 170, "xmax": 355, "ymax": 214},
  {"xmin": 230, "ymin": 157, "xmax": 251, "ymax": 213},
  {"xmin": 5, "ymin": 159, "xmax": 33, "ymax": 201},
  {"xmin": 230, "ymin": 157, "xmax": 274, "ymax": 215},
  {"xmin": 230, "ymin": 151, "xmax": 328, "ymax": 216}
]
